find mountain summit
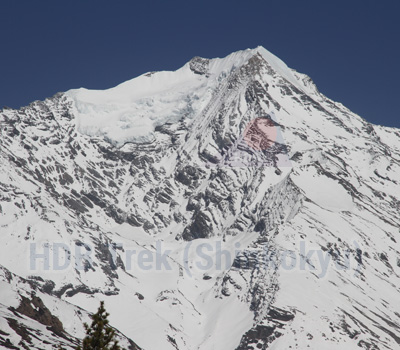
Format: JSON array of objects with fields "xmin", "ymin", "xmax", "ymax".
[{"xmin": 1, "ymin": 47, "xmax": 400, "ymax": 349}]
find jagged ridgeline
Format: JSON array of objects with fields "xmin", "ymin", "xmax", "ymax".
[{"xmin": 0, "ymin": 47, "xmax": 400, "ymax": 349}]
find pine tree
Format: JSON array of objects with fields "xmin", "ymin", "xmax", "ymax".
[{"xmin": 76, "ymin": 301, "xmax": 122, "ymax": 350}]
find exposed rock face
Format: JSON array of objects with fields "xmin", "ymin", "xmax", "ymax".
[
  {"xmin": 236, "ymin": 307, "xmax": 295, "ymax": 350},
  {"xmin": 13, "ymin": 295, "xmax": 65, "ymax": 336},
  {"xmin": 0, "ymin": 47, "xmax": 400, "ymax": 349}
]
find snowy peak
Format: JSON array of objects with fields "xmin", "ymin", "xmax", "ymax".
[{"xmin": 66, "ymin": 46, "xmax": 317, "ymax": 148}]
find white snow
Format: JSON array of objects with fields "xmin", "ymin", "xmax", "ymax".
[{"xmin": 290, "ymin": 165, "xmax": 354, "ymax": 212}]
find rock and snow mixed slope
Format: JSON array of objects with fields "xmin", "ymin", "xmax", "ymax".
[{"xmin": 0, "ymin": 46, "xmax": 400, "ymax": 349}]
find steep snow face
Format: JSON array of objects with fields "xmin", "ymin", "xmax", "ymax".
[
  {"xmin": 291, "ymin": 165, "xmax": 354, "ymax": 212},
  {"xmin": 1, "ymin": 47, "xmax": 400, "ymax": 350}
]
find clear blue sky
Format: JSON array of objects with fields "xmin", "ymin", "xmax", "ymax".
[{"xmin": 1, "ymin": 0, "xmax": 399, "ymax": 128}]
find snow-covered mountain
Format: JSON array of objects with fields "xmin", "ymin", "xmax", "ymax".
[{"xmin": 1, "ymin": 46, "xmax": 400, "ymax": 349}]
